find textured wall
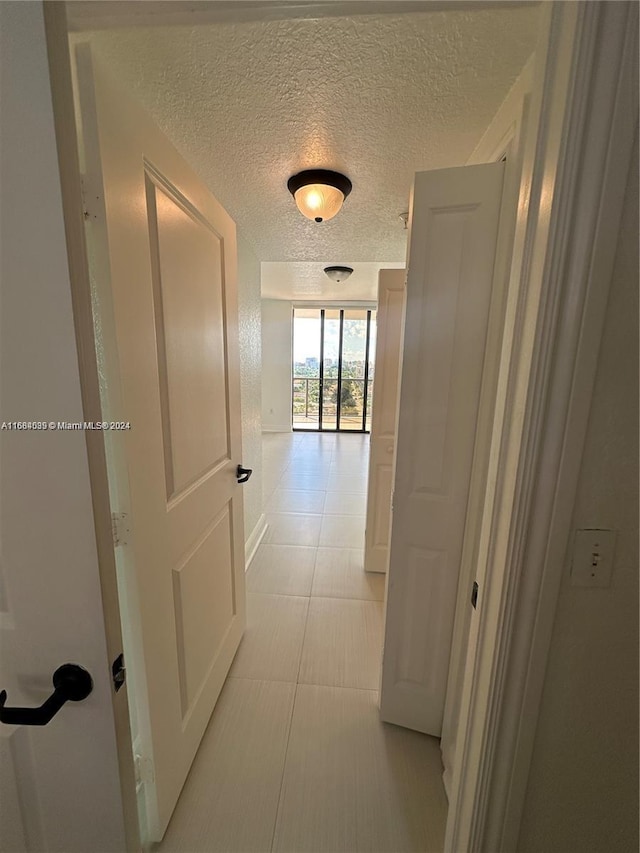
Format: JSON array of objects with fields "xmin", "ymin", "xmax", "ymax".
[
  {"xmin": 261, "ymin": 300, "xmax": 293, "ymax": 432},
  {"xmin": 518, "ymin": 136, "xmax": 639, "ymax": 853},
  {"xmin": 237, "ymin": 233, "xmax": 264, "ymax": 544}
]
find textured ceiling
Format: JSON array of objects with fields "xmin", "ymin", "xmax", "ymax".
[
  {"xmin": 84, "ymin": 5, "xmax": 540, "ymax": 269},
  {"xmin": 69, "ymin": 1, "xmax": 530, "ymax": 30},
  {"xmin": 262, "ymin": 261, "xmax": 405, "ymax": 301}
]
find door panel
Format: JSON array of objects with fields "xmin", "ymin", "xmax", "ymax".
[
  {"xmin": 380, "ymin": 163, "xmax": 504, "ymax": 735},
  {"xmin": 172, "ymin": 507, "xmax": 234, "ymax": 716},
  {"xmin": 148, "ymin": 174, "xmax": 229, "ymax": 496},
  {"xmin": 364, "ymin": 270, "xmax": 405, "ymax": 574},
  {"xmin": 371, "ymin": 465, "xmax": 394, "ymax": 545},
  {"xmin": 77, "ymin": 46, "xmax": 246, "ymax": 839}
]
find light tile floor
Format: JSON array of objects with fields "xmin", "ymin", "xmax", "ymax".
[{"xmin": 158, "ymin": 432, "xmax": 447, "ymax": 853}]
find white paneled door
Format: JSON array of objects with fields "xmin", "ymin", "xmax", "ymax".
[
  {"xmin": 77, "ymin": 48, "xmax": 246, "ymax": 839},
  {"xmin": 364, "ymin": 270, "xmax": 405, "ymax": 574},
  {"xmin": 0, "ymin": 6, "xmax": 129, "ymax": 850},
  {"xmin": 380, "ymin": 163, "xmax": 504, "ymax": 736}
]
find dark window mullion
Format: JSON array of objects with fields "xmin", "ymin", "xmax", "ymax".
[
  {"xmin": 362, "ymin": 310, "xmax": 371, "ymax": 432},
  {"xmin": 318, "ymin": 309, "xmax": 325, "ymax": 431},
  {"xmin": 291, "ymin": 306, "xmax": 295, "ymax": 427},
  {"xmin": 336, "ymin": 309, "xmax": 344, "ymax": 431}
]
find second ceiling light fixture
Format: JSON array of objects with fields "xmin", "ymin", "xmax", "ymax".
[{"xmin": 287, "ymin": 169, "xmax": 352, "ymax": 223}]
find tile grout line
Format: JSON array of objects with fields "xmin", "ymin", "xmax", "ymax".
[
  {"xmin": 268, "ymin": 678, "xmax": 300, "ymax": 853},
  {"xmin": 307, "ymin": 540, "xmax": 321, "ymax": 605},
  {"xmin": 295, "ymin": 677, "xmax": 381, "ymax": 692},
  {"xmin": 264, "ymin": 434, "xmax": 371, "ymax": 852},
  {"xmin": 249, "ymin": 591, "xmax": 383, "ymax": 604},
  {"xmin": 267, "ymin": 497, "xmax": 324, "ymax": 853},
  {"xmin": 227, "ymin": 674, "xmax": 300, "ymax": 685}
]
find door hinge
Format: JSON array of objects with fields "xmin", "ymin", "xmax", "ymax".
[
  {"xmin": 80, "ymin": 175, "xmax": 92, "ymax": 220},
  {"xmin": 111, "ymin": 512, "xmax": 130, "ymax": 547},
  {"xmin": 134, "ymin": 753, "xmax": 155, "ymax": 788},
  {"xmin": 80, "ymin": 175, "xmax": 101, "ymax": 222},
  {"xmin": 80, "ymin": 174, "xmax": 88, "ymax": 212},
  {"xmin": 112, "ymin": 652, "xmax": 126, "ymax": 692}
]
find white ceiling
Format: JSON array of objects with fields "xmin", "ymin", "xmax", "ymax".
[
  {"xmin": 84, "ymin": 3, "xmax": 541, "ymax": 277},
  {"xmin": 70, "ymin": 1, "xmax": 533, "ymax": 30},
  {"xmin": 262, "ymin": 261, "xmax": 405, "ymax": 301}
]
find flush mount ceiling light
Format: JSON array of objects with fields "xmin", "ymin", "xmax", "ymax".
[
  {"xmin": 287, "ymin": 169, "xmax": 352, "ymax": 223},
  {"xmin": 324, "ymin": 265, "xmax": 354, "ymax": 283}
]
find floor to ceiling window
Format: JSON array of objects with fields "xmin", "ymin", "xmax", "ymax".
[{"xmin": 292, "ymin": 307, "xmax": 377, "ymax": 432}]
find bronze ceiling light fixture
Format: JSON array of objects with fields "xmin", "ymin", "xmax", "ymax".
[
  {"xmin": 323, "ymin": 265, "xmax": 354, "ymax": 283},
  {"xmin": 287, "ymin": 169, "xmax": 352, "ymax": 222}
]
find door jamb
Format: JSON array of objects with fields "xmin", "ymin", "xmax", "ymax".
[
  {"xmin": 445, "ymin": 2, "xmax": 638, "ymax": 850},
  {"xmin": 440, "ymin": 51, "xmax": 535, "ymax": 798}
]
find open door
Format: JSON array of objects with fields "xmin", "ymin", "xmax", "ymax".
[
  {"xmin": 76, "ymin": 47, "xmax": 247, "ymax": 839},
  {"xmin": 0, "ymin": 5, "xmax": 132, "ymax": 850},
  {"xmin": 364, "ymin": 270, "xmax": 405, "ymax": 574},
  {"xmin": 380, "ymin": 163, "xmax": 504, "ymax": 736}
]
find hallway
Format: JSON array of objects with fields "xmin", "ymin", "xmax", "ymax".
[{"xmin": 158, "ymin": 432, "xmax": 448, "ymax": 853}]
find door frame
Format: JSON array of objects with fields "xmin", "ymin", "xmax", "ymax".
[
  {"xmin": 445, "ymin": 2, "xmax": 638, "ymax": 850},
  {"xmin": 440, "ymin": 52, "xmax": 534, "ymax": 796},
  {"xmin": 43, "ymin": 5, "xmax": 141, "ymax": 850},
  {"xmin": 42, "ymin": 2, "xmax": 636, "ymax": 851}
]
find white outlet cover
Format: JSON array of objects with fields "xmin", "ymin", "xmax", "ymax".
[{"xmin": 571, "ymin": 528, "xmax": 617, "ymax": 588}]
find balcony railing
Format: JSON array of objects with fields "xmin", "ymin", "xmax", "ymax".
[
  {"xmin": 292, "ymin": 376, "xmax": 372, "ymax": 431},
  {"xmin": 292, "ymin": 377, "xmax": 320, "ymax": 420}
]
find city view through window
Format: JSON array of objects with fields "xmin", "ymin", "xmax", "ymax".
[{"xmin": 292, "ymin": 307, "xmax": 377, "ymax": 431}]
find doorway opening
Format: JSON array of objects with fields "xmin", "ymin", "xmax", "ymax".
[
  {"xmin": 55, "ymin": 1, "xmax": 553, "ymax": 849},
  {"xmin": 292, "ymin": 306, "xmax": 377, "ymax": 432}
]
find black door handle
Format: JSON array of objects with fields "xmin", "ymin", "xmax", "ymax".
[
  {"xmin": 0, "ymin": 663, "xmax": 93, "ymax": 726},
  {"xmin": 236, "ymin": 465, "xmax": 253, "ymax": 484}
]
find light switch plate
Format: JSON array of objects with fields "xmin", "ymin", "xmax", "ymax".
[{"xmin": 571, "ymin": 528, "xmax": 617, "ymax": 588}]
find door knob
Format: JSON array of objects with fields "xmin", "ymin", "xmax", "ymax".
[
  {"xmin": 236, "ymin": 465, "xmax": 253, "ymax": 484},
  {"xmin": 0, "ymin": 663, "xmax": 93, "ymax": 726}
]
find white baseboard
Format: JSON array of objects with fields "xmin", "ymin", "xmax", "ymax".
[
  {"xmin": 245, "ymin": 514, "xmax": 268, "ymax": 569},
  {"xmin": 261, "ymin": 425, "xmax": 292, "ymax": 433}
]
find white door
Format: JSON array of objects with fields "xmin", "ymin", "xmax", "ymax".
[
  {"xmin": 76, "ymin": 47, "xmax": 247, "ymax": 838},
  {"xmin": 364, "ymin": 270, "xmax": 405, "ymax": 574},
  {"xmin": 0, "ymin": 4, "xmax": 130, "ymax": 851},
  {"xmin": 380, "ymin": 162, "xmax": 504, "ymax": 736}
]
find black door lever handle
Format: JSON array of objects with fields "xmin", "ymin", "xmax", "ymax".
[
  {"xmin": 236, "ymin": 465, "xmax": 253, "ymax": 484},
  {"xmin": 0, "ymin": 663, "xmax": 93, "ymax": 727}
]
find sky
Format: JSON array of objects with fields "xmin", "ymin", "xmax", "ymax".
[{"xmin": 293, "ymin": 314, "xmax": 376, "ymax": 363}]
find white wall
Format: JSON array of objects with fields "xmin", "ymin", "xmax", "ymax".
[
  {"xmin": 261, "ymin": 299, "xmax": 292, "ymax": 432},
  {"xmin": 236, "ymin": 234, "xmax": 264, "ymax": 544},
  {"xmin": 518, "ymin": 135, "xmax": 639, "ymax": 853}
]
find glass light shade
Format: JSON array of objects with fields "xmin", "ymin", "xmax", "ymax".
[{"xmin": 293, "ymin": 183, "xmax": 345, "ymax": 222}]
